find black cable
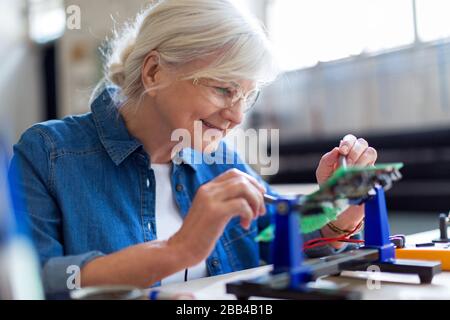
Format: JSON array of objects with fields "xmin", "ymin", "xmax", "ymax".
[{"xmin": 184, "ymin": 269, "xmax": 188, "ymax": 282}]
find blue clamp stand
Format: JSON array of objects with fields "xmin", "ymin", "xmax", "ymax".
[
  {"xmin": 269, "ymin": 187, "xmax": 398, "ymax": 287},
  {"xmin": 363, "ymin": 186, "xmax": 395, "ymax": 262},
  {"xmin": 271, "ymin": 197, "xmax": 312, "ymax": 288},
  {"xmin": 227, "ymin": 186, "xmax": 441, "ymax": 300},
  {"xmin": 355, "ymin": 186, "xmax": 441, "ymax": 284}
]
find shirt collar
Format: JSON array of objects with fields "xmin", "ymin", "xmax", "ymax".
[
  {"xmin": 91, "ymin": 86, "xmax": 142, "ymax": 166},
  {"xmin": 91, "ymin": 85, "xmax": 200, "ymax": 171}
]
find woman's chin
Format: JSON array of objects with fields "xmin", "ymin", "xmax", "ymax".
[{"xmin": 195, "ymin": 140, "xmax": 222, "ymax": 155}]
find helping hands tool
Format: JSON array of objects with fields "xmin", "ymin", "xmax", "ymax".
[
  {"xmin": 227, "ymin": 160, "xmax": 442, "ymax": 300},
  {"xmin": 258, "ymin": 157, "xmax": 404, "ymax": 239}
]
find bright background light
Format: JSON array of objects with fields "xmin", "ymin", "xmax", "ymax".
[
  {"xmin": 28, "ymin": 0, "xmax": 66, "ymax": 44},
  {"xmin": 416, "ymin": 0, "xmax": 450, "ymax": 42},
  {"xmin": 268, "ymin": 0, "xmax": 416, "ymax": 71}
]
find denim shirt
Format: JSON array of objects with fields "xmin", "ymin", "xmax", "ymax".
[{"xmin": 9, "ymin": 86, "xmax": 347, "ymax": 294}]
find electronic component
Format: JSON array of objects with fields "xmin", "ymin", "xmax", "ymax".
[{"xmin": 257, "ymin": 162, "xmax": 404, "ymax": 239}]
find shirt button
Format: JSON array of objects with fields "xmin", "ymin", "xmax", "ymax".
[
  {"xmin": 175, "ymin": 184, "xmax": 184, "ymax": 192},
  {"xmin": 211, "ymin": 259, "xmax": 220, "ymax": 267},
  {"xmin": 146, "ymin": 179, "xmax": 150, "ymax": 188}
]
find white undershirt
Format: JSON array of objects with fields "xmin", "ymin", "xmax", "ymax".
[{"xmin": 151, "ymin": 163, "xmax": 208, "ymax": 285}]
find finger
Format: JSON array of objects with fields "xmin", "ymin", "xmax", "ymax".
[
  {"xmin": 214, "ymin": 169, "xmax": 266, "ymax": 193},
  {"xmin": 225, "ymin": 198, "xmax": 254, "ymax": 230},
  {"xmin": 319, "ymin": 147, "xmax": 340, "ymax": 169},
  {"xmin": 316, "ymin": 147, "xmax": 340, "ymax": 185},
  {"xmin": 213, "ymin": 170, "xmax": 266, "ymax": 216},
  {"xmin": 218, "ymin": 177, "xmax": 265, "ymax": 217},
  {"xmin": 339, "ymin": 134, "xmax": 357, "ymax": 156},
  {"xmin": 355, "ymin": 147, "xmax": 377, "ymax": 166},
  {"xmin": 347, "ymin": 138, "xmax": 369, "ymax": 165}
]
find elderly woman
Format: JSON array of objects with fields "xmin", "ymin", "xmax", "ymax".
[{"xmin": 10, "ymin": 0, "xmax": 377, "ymax": 294}]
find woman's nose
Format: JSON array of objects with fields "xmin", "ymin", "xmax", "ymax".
[{"xmin": 220, "ymin": 102, "xmax": 244, "ymax": 125}]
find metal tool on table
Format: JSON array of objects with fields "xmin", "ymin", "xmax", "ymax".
[
  {"xmin": 396, "ymin": 211, "xmax": 450, "ymax": 271},
  {"xmin": 339, "ymin": 154, "xmax": 348, "ymax": 169},
  {"xmin": 433, "ymin": 213, "xmax": 450, "ymax": 243}
]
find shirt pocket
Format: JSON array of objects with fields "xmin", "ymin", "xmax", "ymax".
[
  {"xmin": 223, "ymin": 221, "xmax": 258, "ymax": 247},
  {"xmin": 221, "ymin": 220, "xmax": 259, "ymax": 271}
]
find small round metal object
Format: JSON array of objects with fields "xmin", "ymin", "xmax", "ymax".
[
  {"xmin": 70, "ymin": 285, "xmax": 145, "ymax": 300},
  {"xmin": 176, "ymin": 184, "xmax": 184, "ymax": 192},
  {"xmin": 276, "ymin": 202, "xmax": 289, "ymax": 215},
  {"xmin": 211, "ymin": 259, "xmax": 220, "ymax": 267}
]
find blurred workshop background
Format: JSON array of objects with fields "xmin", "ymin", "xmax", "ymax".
[{"xmin": 1, "ymin": 0, "xmax": 450, "ymax": 235}]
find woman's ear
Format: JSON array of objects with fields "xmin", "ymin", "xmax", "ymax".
[{"xmin": 141, "ymin": 50, "xmax": 162, "ymax": 97}]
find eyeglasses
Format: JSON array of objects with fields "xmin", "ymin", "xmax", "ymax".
[{"xmin": 192, "ymin": 78, "xmax": 260, "ymax": 113}]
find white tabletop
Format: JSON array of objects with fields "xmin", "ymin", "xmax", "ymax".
[{"xmin": 147, "ymin": 228, "xmax": 450, "ymax": 300}]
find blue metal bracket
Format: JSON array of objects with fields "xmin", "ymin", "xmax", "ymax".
[
  {"xmin": 363, "ymin": 186, "xmax": 395, "ymax": 262},
  {"xmin": 270, "ymin": 197, "xmax": 312, "ymax": 288},
  {"xmin": 227, "ymin": 185, "xmax": 441, "ymax": 299}
]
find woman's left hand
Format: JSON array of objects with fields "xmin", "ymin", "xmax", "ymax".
[
  {"xmin": 316, "ymin": 134, "xmax": 377, "ymax": 185},
  {"xmin": 315, "ymin": 134, "xmax": 378, "ymax": 248}
]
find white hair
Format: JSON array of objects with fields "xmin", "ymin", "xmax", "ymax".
[{"xmin": 102, "ymin": 0, "xmax": 279, "ymax": 103}]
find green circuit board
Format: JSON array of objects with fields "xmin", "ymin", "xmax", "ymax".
[
  {"xmin": 306, "ymin": 163, "xmax": 403, "ymax": 203},
  {"xmin": 256, "ymin": 162, "xmax": 404, "ymax": 242}
]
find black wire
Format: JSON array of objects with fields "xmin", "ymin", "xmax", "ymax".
[{"xmin": 184, "ymin": 269, "xmax": 188, "ymax": 282}]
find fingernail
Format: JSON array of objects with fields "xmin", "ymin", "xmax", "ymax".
[{"xmin": 341, "ymin": 145, "xmax": 349, "ymax": 154}]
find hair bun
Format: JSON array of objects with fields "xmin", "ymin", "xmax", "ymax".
[
  {"xmin": 108, "ymin": 62, "xmax": 126, "ymax": 87},
  {"xmin": 108, "ymin": 42, "xmax": 136, "ymax": 87},
  {"xmin": 120, "ymin": 43, "xmax": 135, "ymax": 65}
]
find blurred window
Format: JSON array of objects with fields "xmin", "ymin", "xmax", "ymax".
[
  {"xmin": 267, "ymin": 0, "xmax": 416, "ymax": 71},
  {"xmin": 28, "ymin": 0, "xmax": 65, "ymax": 44},
  {"xmin": 416, "ymin": 0, "xmax": 450, "ymax": 42}
]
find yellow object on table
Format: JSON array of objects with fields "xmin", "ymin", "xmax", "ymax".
[{"xmin": 396, "ymin": 245, "xmax": 450, "ymax": 271}]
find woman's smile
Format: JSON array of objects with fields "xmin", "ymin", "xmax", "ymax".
[{"xmin": 200, "ymin": 119, "xmax": 227, "ymax": 134}]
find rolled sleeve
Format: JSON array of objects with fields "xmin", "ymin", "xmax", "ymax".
[{"xmin": 42, "ymin": 251, "xmax": 104, "ymax": 295}]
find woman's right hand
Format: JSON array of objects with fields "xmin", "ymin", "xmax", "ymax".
[{"xmin": 168, "ymin": 168, "xmax": 266, "ymax": 266}]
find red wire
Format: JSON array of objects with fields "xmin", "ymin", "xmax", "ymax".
[
  {"xmin": 304, "ymin": 238, "xmax": 364, "ymax": 250},
  {"xmin": 303, "ymin": 222, "xmax": 364, "ymax": 250}
]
